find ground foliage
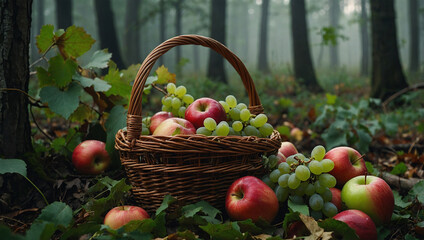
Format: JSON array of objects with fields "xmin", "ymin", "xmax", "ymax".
[{"xmin": 0, "ymin": 25, "xmax": 424, "ymax": 239}]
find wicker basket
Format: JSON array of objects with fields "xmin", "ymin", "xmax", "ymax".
[{"xmin": 115, "ymin": 35, "xmax": 282, "ymax": 212}]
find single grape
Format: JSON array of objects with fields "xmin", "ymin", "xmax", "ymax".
[
  {"xmin": 309, "ymin": 194, "xmax": 324, "ymax": 211},
  {"xmin": 166, "ymin": 83, "xmax": 176, "ymax": 94},
  {"xmin": 232, "ymin": 121, "xmax": 243, "ymax": 132},
  {"xmin": 182, "ymin": 94, "xmax": 194, "ymax": 105},
  {"xmin": 319, "ymin": 174, "xmax": 337, "ymax": 188},
  {"xmin": 293, "ymin": 153, "xmax": 306, "ymax": 162},
  {"xmin": 286, "ymin": 156, "xmax": 299, "ymax": 165},
  {"xmin": 219, "ymin": 101, "xmax": 230, "ymax": 113},
  {"xmin": 216, "ymin": 121, "xmax": 230, "ymax": 136},
  {"xmin": 310, "ymin": 210, "xmax": 323, "ymax": 220},
  {"xmin": 236, "ymin": 103, "xmax": 247, "ymax": 110},
  {"xmin": 305, "ymin": 183, "xmax": 316, "ymax": 196},
  {"xmin": 196, "ymin": 127, "xmax": 212, "ymax": 136},
  {"xmin": 225, "ymin": 95, "xmax": 237, "ymax": 108},
  {"xmin": 289, "ymin": 195, "xmax": 304, "ymax": 204},
  {"xmin": 254, "ymin": 113, "xmax": 268, "ymax": 127},
  {"xmin": 294, "ymin": 182, "xmax": 308, "ymax": 196},
  {"xmin": 171, "ymin": 97, "xmax": 182, "ymax": 109},
  {"xmin": 178, "ymin": 106, "xmax": 186, "ymax": 117},
  {"xmin": 308, "ymin": 160, "xmax": 323, "ymax": 175},
  {"xmin": 175, "ymin": 86, "xmax": 187, "ymax": 98},
  {"xmin": 320, "ymin": 187, "xmax": 333, "ymax": 202},
  {"xmin": 311, "ymin": 145, "xmax": 326, "ymax": 161},
  {"xmin": 278, "ymin": 162, "xmax": 291, "ymax": 174},
  {"xmin": 211, "ymin": 130, "xmax": 217, "ymax": 136},
  {"xmin": 269, "ymin": 169, "xmax": 282, "ymax": 183},
  {"xmin": 275, "ymin": 186, "xmax": 289, "ymax": 202},
  {"xmin": 322, "ymin": 202, "xmax": 338, "ymax": 217},
  {"xmin": 141, "ymin": 127, "xmax": 150, "ymax": 135},
  {"xmin": 295, "ymin": 165, "xmax": 311, "ymax": 181},
  {"xmin": 288, "ymin": 173, "xmax": 301, "ymax": 189},
  {"xmin": 321, "ymin": 159, "xmax": 335, "ymax": 172},
  {"xmin": 229, "ymin": 108, "xmax": 241, "ymax": 121},
  {"xmin": 262, "ymin": 175, "xmax": 276, "ymax": 189},
  {"xmin": 244, "ymin": 125, "xmax": 260, "ymax": 136},
  {"xmin": 240, "ymin": 109, "xmax": 251, "ymax": 122},
  {"xmin": 278, "ymin": 174, "xmax": 290, "ymax": 188},
  {"xmin": 163, "ymin": 97, "xmax": 172, "ymax": 107},
  {"xmin": 314, "ymin": 181, "xmax": 326, "ymax": 194},
  {"xmin": 259, "ymin": 123, "xmax": 274, "ymax": 137},
  {"xmin": 203, "ymin": 118, "xmax": 217, "ymax": 131},
  {"xmin": 162, "ymin": 105, "xmax": 171, "ymax": 112}
]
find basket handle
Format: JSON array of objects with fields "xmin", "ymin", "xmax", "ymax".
[{"xmin": 126, "ymin": 34, "xmax": 263, "ymax": 140}]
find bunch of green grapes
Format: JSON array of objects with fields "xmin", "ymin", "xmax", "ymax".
[
  {"xmin": 263, "ymin": 145, "xmax": 339, "ymax": 220},
  {"xmin": 141, "ymin": 116, "xmax": 151, "ymax": 135},
  {"xmin": 196, "ymin": 95, "xmax": 274, "ymax": 137},
  {"xmin": 161, "ymin": 83, "xmax": 195, "ymax": 118}
]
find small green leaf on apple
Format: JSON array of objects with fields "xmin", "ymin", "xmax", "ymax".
[{"xmin": 319, "ymin": 218, "xmax": 359, "ymax": 240}]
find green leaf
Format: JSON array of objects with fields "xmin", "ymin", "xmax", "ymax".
[
  {"xmin": 120, "ymin": 218, "xmax": 156, "ymax": 234},
  {"xmin": 287, "ymin": 200, "xmax": 309, "ymax": 216},
  {"xmin": 276, "ymin": 125, "xmax": 290, "ymax": 138},
  {"xmin": 155, "ymin": 195, "xmax": 177, "ymax": 216},
  {"xmin": 381, "ymin": 115, "xmax": 398, "ymax": 136},
  {"xmin": 61, "ymin": 223, "xmax": 101, "ymax": 240},
  {"xmin": 48, "ymin": 55, "xmax": 78, "ymax": 87},
  {"xmin": 365, "ymin": 161, "xmax": 379, "ymax": 176},
  {"xmin": 408, "ymin": 180, "xmax": 424, "ymax": 204},
  {"xmin": 236, "ymin": 219, "xmax": 262, "ymax": 235},
  {"xmin": 322, "ymin": 125, "xmax": 348, "ymax": 150},
  {"xmin": 40, "ymin": 82, "xmax": 82, "ymax": 119},
  {"xmin": 120, "ymin": 64, "xmax": 141, "ymax": 84},
  {"xmin": 51, "ymin": 137, "xmax": 66, "ymax": 152},
  {"xmin": 73, "ymin": 74, "xmax": 111, "ymax": 92},
  {"xmin": 36, "ymin": 67, "xmax": 54, "ymax": 87},
  {"xmin": 153, "ymin": 212, "xmax": 167, "ymax": 237},
  {"xmin": 390, "ymin": 162, "xmax": 408, "ymax": 176},
  {"xmin": 169, "ymin": 230, "xmax": 198, "ymax": 240},
  {"xmin": 377, "ymin": 226, "xmax": 391, "ymax": 240},
  {"xmin": 319, "ymin": 218, "xmax": 359, "ymax": 240},
  {"xmin": 393, "ymin": 190, "xmax": 413, "ymax": 208},
  {"xmin": 25, "ymin": 221, "xmax": 56, "ymax": 240},
  {"xmin": 104, "ymin": 105, "xmax": 127, "ymax": 155},
  {"xmin": 282, "ymin": 212, "xmax": 300, "ymax": 232},
  {"xmin": 180, "ymin": 201, "xmax": 222, "ymax": 225},
  {"xmin": 0, "ymin": 158, "xmax": 27, "ymax": 177},
  {"xmin": 104, "ymin": 62, "xmax": 132, "ymax": 99},
  {"xmin": 326, "ymin": 93, "xmax": 337, "ymax": 105},
  {"xmin": 84, "ymin": 50, "xmax": 112, "ymax": 69},
  {"xmin": 0, "ymin": 225, "xmax": 24, "ymax": 240},
  {"xmin": 36, "ymin": 24, "xmax": 55, "ymax": 53},
  {"xmin": 200, "ymin": 222, "xmax": 245, "ymax": 240},
  {"xmin": 60, "ymin": 25, "xmax": 95, "ymax": 58},
  {"xmin": 69, "ymin": 104, "xmax": 95, "ymax": 123},
  {"xmin": 405, "ymin": 234, "xmax": 419, "ymax": 240},
  {"xmin": 37, "ymin": 201, "xmax": 73, "ymax": 227},
  {"xmin": 355, "ymin": 128, "xmax": 372, "ymax": 153}
]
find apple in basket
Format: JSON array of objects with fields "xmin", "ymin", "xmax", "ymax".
[
  {"xmin": 185, "ymin": 97, "xmax": 227, "ymax": 129},
  {"xmin": 278, "ymin": 141, "xmax": 298, "ymax": 159},
  {"xmin": 226, "ymin": 176, "xmax": 279, "ymax": 223},
  {"xmin": 152, "ymin": 117, "xmax": 196, "ymax": 136},
  {"xmin": 149, "ymin": 111, "xmax": 173, "ymax": 133},
  {"xmin": 104, "ymin": 206, "xmax": 150, "ymax": 229}
]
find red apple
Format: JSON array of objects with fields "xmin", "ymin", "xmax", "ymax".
[
  {"xmin": 104, "ymin": 206, "xmax": 150, "ymax": 230},
  {"xmin": 185, "ymin": 97, "xmax": 227, "ymax": 129},
  {"xmin": 72, "ymin": 140, "xmax": 110, "ymax": 175},
  {"xmin": 278, "ymin": 141, "xmax": 298, "ymax": 158},
  {"xmin": 286, "ymin": 221, "xmax": 308, "ymax": 238},
  {"xmin": 225, "ymin": 176, "xmax": 279, "ymax": 223},
  {"xmin": 333, "ymin": 210, "xmax": 377, "ymax": 240},
  {"xmin": 152, "ymin": 117, "xmax": 196, "ymax": 136},
  {"xmin": 325, "ymin": 146, "xmax": 367, "ymax": 186},
  {"xmin": 341, "ymin": 175, "xmax": 394, "ymax": 225},
  {"xmin": 330, "ymin": 188, "xmax": 343, "ymax": 212},
  {"xmin": 276, "ymin": 151, "xmax": 287, "ymax": 164},
  {"xmin": 149, "ymin": 111, "xmax": 173, "ymax": 133}
]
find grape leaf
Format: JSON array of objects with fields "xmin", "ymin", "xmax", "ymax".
[
  {"xmin": 319, "ymin": 218, "xmax": 358, "ymax": 240},
  {"xmin": 60, "ymin": 223, "xmax": 101, "ymax": 240},
  {"xmin": 155, "ymin": 195, "xmax": 177, "ymax": 216},
  {"xmin": 40, "ymin": 82, "xmax": 83, "ymax": 119},
  {"xmin": 37, "ymin": 201, "xmax": 73, "ymax": 227},
  {"xmin": 408, "ymin": 180, "xmax": 424, "ymax": 204},
  {"xmin": 199, "ymin": 222, "xmax": 245, "ymax": 240},
  {"xmin": 390, "ymin": 162, "xmax": 407, "ymax": 176},
  {"xmin": 393, "ymin": 190, "xmax": 411, "ymax": 208},
  {"xmin": 36, "ymin": 67, "xmax": 54, "ymax": 87},
  {"xmin": 73, "ymin": 74, "xmax": 111, "ymax": 92},
  {"xmin": 25, "ymin": 221, "xmax": 56, "ymax": 240},
  {"xmin": 57, "ymin": 25, "xmax": 95, "ymax": 58},
  {"xmin": 104, "ymin": 105, "xmax": 127, "ymax": 155},
  {"xmin": 326, "ymin": 93, "xmax": 337, "ymax": 105},
  {"xmin": 155, "ymin": 65, "xmax": 176, "ymax": 84},
  {"xmin": 282, "ymin": 212, "xmax": 300, "ymax": 231},
  {"xmin": 288, "ymin": 199, "xmax": 309, "ymax": 216},
  {"xmin": 0, "ymin": 225, "xmax": 24, "ymax": 240},
  {"xmin": 322, "ymin": 124, "xmax": 348, "ymax": 150},
  {"xmin": 0, "ymin": 158, "xmax": 27, "ymax": 177},
  {"xmin": 84, "ymin": 50, "xmax": 112, "ymax": 69},
  {"xmin": 48, "ymin": 55, "xmax": 78, "ymax": 88},
  {"xmin": 120, "ymin": 63, "xmax": 141, "ymax": 84},
  {"xmin": 355, "ymin": 128, "xmax": 372, "ymax": 153},
  {"xmin": 69, "ymin": 104, "xmax": 95, "ymax": 123},
  {"xmin": 104, "ymin": 62, "xmax": 132, "ymax": 99},
  {"xmin": 36, "ymin": 24, "xmax": 55, "ymax": 53}
]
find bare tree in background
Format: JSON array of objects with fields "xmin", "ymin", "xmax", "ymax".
[
  {"xmin": 159, "ymin": 0, "xmax": 166, "ymax": 66},
  {"xmin": 0, "ymin": 0, "xmax": 33, "ymax": 157},
  {"xmin": 360, "ymin": 0, "xmax": 370, "ymax": 76},
  {"xmin": 290, "ymin": 0, "xmax": 322, "ymax": 92},
  {"xmin": 175, "ymin": 0, "xmax": 183, "ymax": 71},
  {"xmin": 329, "ymin": 0, "xmax": 339, "ymax": 68},
  {"xmin": 94, "ymin": 0, "xmax": 126, "ymax": 69},
  {"xmin": 55, "ymin": 0, "xmax": 73, "ymax": 29},
  {"xmin": 408, "ymin": 0, "xmax": 419, "ymax": 74},
  {"xmin": 125, "ymin": 0, "xmax": 141, "ymax": 65},
  {"xmin": 258, "ymin": 0, "xmax": 270, "ymax": 73},
  {"xmin": 370, "ymin": 0, "xmax": 408, "ymax": 101},
  {"xmin": 207, "ymin": 0, "xmax": 227, "ymax": 83}
]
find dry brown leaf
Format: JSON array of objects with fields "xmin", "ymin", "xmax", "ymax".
[{"xmin": 299, "ymin": 214, "xmax": 333, "ymax": 240}]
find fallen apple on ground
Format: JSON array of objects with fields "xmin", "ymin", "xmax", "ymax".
[
  {"xmin": 333, "ymin": 209, "xmax": 377, "ymax": 240},
  {"xmin": 72, "ymin": 140, "xmax": 110, "ymax": 175},
  {"xmin": 104, "ymin": 206, "xmax": 150, "ymax": 230}
]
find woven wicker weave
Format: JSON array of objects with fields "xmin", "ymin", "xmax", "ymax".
[{"xmin": 115, "ymin": 35, "xmax": 281, "ymax": 212}]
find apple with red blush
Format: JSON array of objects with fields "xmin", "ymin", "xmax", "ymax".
[
  {"xmin": 152, "ymin": 117, "xmax": 196, "ymax": 136},
  {"xmin": 104, "ymin": 206, "xmax": 150, "ymax": 229},
  {"xmin": 333, "ymin": 209, "xmax": 377, "ymax": 240},
  {"xmin": 329, "ymin": 188, "xmax": 343, "ymax": 212},
  {"xmin": 72, "ymin": 140, "xmax": 110, "ymax": 175},
  {"xmin": 149, "ymin": 111, "xmax": 173, "ymax": 133},
  {"xmin": 185, "ymin": 97, "xmax": 227, "ymax": 129},
  {"xmin": 278, "ymin": 141, "xmax": 298, "ymax": 159}
]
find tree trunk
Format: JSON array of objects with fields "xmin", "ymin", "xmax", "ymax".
[
  {"xmin": 55, "ymin": 0, "xmax": 72, "ymax": 29},
  {"xmin": 329, "ymin": 0, "xmax": 340, "ymax": 68},
  {"xmin": 408, "ymin": 0, "xmax": 419, "ymax": 73},
  {"xmin": 290, "ymin": 0, "xmax": 322, "ymax": 92},
  {"xmin": 94, "ymin": 0, "xmax": 126, "ymax": 69},
  {"xmin": 360, "ymin": 0, "xmax": 370, "ymax": 76},
  {"xmin": 0, "ymin": 0, "xmax": 33, "ymax": 158},
  {"xmin": 207, "ymin": 0, "xmax": 227, "ymax": 83},
  {"xmin": 124, "ymin": 0, "xmax": 141, "ymax": 65},
  {"xmin": 175, "ymin": 0, "xmax": 183, "ymax": 71},
  {"xmin": 370, "ymin": 0, "xmax": 408, "ymax": 101},
  {"xmin": 258, "ymin": 0, "xmax": 270, "ymax": 73},
  {"xmin": 159, "ymin": 0, "xmax": 166, "ymax": 66}
]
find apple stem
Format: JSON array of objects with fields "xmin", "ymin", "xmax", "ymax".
[
  {"xmin": 365, "ymin": 171, "xmax": 368, "ymax": 183},
  {"xmin": 352, "ymin": 154, "xmax": 366, "ymax": 165}
]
